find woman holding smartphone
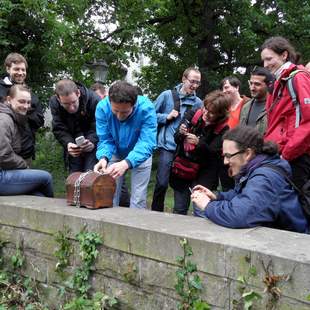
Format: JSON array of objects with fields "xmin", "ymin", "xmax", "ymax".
[{"xmin": 170, "ymin": 90, "xmax": 234, "ymax": 215}]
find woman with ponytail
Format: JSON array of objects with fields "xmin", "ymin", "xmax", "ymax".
[{"xmin": 191, "ymin": 126, "xmax": 308, "ymax": 233}]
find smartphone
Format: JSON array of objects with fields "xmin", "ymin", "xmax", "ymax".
[{"xmin": 75, "ymin": 135, "xmax": 85, "ymax": 147}]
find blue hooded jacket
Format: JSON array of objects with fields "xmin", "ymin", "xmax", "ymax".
[
  {"xmin": 156, "ymin": 84, "xmax": 202, "ymax": 151},
  {"xmin": 195, "ymin": 155, "xmax": 309, "ymax": 233},
  {"xmin": 95, "ymin": 95, "xmax": 157, "ymax": 168}
]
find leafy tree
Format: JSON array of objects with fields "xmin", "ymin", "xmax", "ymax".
[{"xmin": 1, "ymin": 0, "xmax": 309, "ymax": 101}]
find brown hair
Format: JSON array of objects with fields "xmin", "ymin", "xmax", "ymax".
[
  {"xmin": 8, "ymin": 84, "xmax": 31, "ymax": 99},
  {"xmin": 261, "ymin": 36, "xmax": 299, "ymax": 64},
  {"xmin": 55, "ymin": 79, "xmax": 78, "ymax": 97},
  {"xmin": 91, "ymin": 82, "xmax": 106, "ymax": 93},
  {"xmin": 223, "ymin": 125, "xmax": 278, "ymax": 155},
  {"xmin": 4, "ymin": 53, "xmax": 28, "ymax": 69},
  {"xmin": 203, "ymin": 90, "xmax": 230, "ymax": 121},
  {"xmin": 182, "ymin": 66, "xmax": 200, "ymax": 78},
  {"xmin": 220, "ymin": 76, "xmax": 241, "ymax": 90},
  {"xmin": 109, "ymin": 80, "xmax": 138, "ymax": 105}
]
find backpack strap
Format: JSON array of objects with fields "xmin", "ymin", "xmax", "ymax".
[
  {"xmin": 261, "ymin": 163, "xmax": 310, "ymax": 219},
  {"xmin": 285, "ymin": 70, "xmax": 303, "ymax": 128},
  {"xmin": 191, "ymin": 108, "xmax": 203, "ymax": 126},
  {"xmin": 171, "ymin": 89, "xmax": 181, "ymax": 112}
]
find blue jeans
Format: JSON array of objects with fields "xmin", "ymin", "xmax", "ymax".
[
  {"xmin": 111, "ymin": 156, "xmax": 152, "ymax": 209},
  {"xmin": 0, "ymin": 169, "xmax": 54, "ymax": 197},
  {"xmin": 151, "ymin": 149, "xmax": 174, "ymax": 212}
]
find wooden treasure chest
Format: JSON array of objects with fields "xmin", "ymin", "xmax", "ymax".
[{"xmin": 66, "ymin": 171, "xmax": 116, "ymax": 209}]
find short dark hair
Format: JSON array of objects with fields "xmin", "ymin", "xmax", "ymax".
[
  {"xmin": 182, "ymin": 66, "xmax": 200, "ymax": 78},
  {"xmin": 261, "ymin": 36, "xmax": 299, "ymax": 64},
  {"xmin": 220, "ymin": 76, "xmax": 241, "ymax": 90},
  {"xmin": 251, "ymin": 66, "xmax": 275, "ymax": 86},
  {"xmin": 4, "ymin": 53, "xmax": 28, "ymax": 69},
  {"xmin": 91, "ymin": 82, "xmax": 106, "ymax": 93},
  {"xmin": 109, "ymin": 81, "xmax": 138, "ymax": 105},
  {"xmin": 203, "ymin": 90, "xmax": 230, "ymax": 121},
  {"xmin": 223, "ymin": 125, "xmax": 278, "ymax": 155},
  {"xmin": 55, "ymin": 79, "xmax": 78, "ymax": 97},
  {"xmin": 8, "ymin": 84, "xmax": 31, "ymax": 99}
]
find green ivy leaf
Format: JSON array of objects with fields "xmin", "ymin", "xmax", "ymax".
[{"xmin": 248, "ymin": 266, "xmax": 257, "ymax": 277}]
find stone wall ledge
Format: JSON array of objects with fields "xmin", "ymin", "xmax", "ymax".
[{"xmin": 1, "ymin": 195, "xmax": 310, "ymax": 309}]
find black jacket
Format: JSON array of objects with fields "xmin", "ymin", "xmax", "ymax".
[
  {"xmin": 49, "ymin": 83, "xmax": 100, "ymax": 149},
  {"xmin": 0, "ymin": 77, "xmax": 44, "ymax": 159}
]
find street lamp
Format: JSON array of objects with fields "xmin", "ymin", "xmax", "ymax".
[{"xmin": 85, "ymin": 59, "xmax": 109, "ymax": 82}]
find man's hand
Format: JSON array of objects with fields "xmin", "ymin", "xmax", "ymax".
[
  {"xmin": 105, "ymin": 160, "xmax": 129, "ymax": 179},
  {"xmin": 166, "ymin": 109, "xmax": 179, "ymax": 121},
  {"xmin": 67, "ymin": 142, "xmax": 81, "ymax": 157},
  {"xmin": 191, "ymin": 190, "xmax": 210, "ymax": 211},
  {"xmin": 80, "ymin": 139, "xmax": 95, "ymax": 153},
  {"xmin": 94, "ymin": 158, "xmax": 108, "ymax": 173},
  {"xmin": 192, "ymin": 185, "xmax": 217, "ymax": 200}
]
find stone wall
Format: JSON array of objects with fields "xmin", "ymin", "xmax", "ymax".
[{"xmin": 0, "ymin": 196, "xmax": 310, "ymax": 309}]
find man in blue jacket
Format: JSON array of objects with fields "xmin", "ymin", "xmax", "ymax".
[
  {"xmin": 151, "ymin": 67, "xmax": 202, "ymax": 212},
  {"xmin": 94, "ymin": 81, "xmax": 157, "ymax": 209}
]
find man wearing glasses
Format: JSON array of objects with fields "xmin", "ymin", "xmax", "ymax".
[
  {"xmin": 151, "ymin": 67, "xmax": 202, "ymax": 212},
  {"xmin": 49, "ymin": 79, "xmax": 100, "ymax": 173},
  {"xmin": 240, "ymin": 66, "xmax": 274, "ymax": 135}
]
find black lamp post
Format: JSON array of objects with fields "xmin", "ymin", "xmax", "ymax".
[{"xmin": 86, "ymin": 59, "xmax": 109, "ymax": 82}]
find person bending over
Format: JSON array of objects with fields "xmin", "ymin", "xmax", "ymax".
[
  {"xmin": 191, "ymin": 126, "xmax": 308, "ymax": 233},
  {"xmin": 0, "ymin": 84, "xmax": 53, "ymax": 197}
]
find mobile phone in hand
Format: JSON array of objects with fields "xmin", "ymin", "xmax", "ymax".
[{"xmin": 75, "ymin": 136, "xmax": 85, "ymax": 147}]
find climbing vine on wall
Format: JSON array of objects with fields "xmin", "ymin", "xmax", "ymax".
[
  {"xmin": 53, "ymin": 226, "xmax": 118, "ymax": 309},
  {"xmin": 0, "ymin": 242, "xmax": 47, "ymax": 309},
  {"xmin": 175, "ymin": 238, "xmax": 210, "ymax": 310}
]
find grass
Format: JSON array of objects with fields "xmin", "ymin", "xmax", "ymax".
[{"xmin": 32, "ymin": 129, "xmax": 174, "ymax": 211}]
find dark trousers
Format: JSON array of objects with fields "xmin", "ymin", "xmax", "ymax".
[
  {"xmin": 173, "ymin": 186, "xmax": 191, "ymax": 215},
  {"xmin": 151, "ymin": 149, "xmax": 174, "ymax": 212},
  {"xmin": 172, "ymin": 165, "xmax": 234, "ymax": 215},
  {"xmin": 68, "ymin": 149, "xmax": 98, "ymax": 173},
  {"xmin": 290, "ymin": 154, "xmax": 310, "ymax": 189}
]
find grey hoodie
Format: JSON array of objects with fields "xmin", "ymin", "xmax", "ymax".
[{"xmin": 0, "ymin": 102, "xmax": 27, "ymax": 169}]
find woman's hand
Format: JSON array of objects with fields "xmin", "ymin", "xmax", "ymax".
[
  {"xmin": 185, "ymin": 133, "xmax": 199, "ymax": 145},
  {"xmin": 179, "ymin": 124, "xmax": 188, "ymax": 135}
]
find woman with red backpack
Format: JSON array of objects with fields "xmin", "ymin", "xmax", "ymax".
[{"xmin": 170, "ymin": 90, "xmax": 234, "ymax": 215}]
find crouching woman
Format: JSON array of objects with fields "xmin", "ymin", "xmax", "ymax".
[
  {"xmin": 192, "ymin": 125, "xmax": 308, "ymax": 233},
  {"xmin": 0, "ymin": 84, "xmax": 54, "ymax": 197}
]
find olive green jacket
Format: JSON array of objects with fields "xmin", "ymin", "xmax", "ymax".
[{"xmin": 239, "ymin": 98, "xmax": 267, "ymax": 135}]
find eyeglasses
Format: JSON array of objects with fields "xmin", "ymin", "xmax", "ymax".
[
  {"xmin": 185, "ymin": 77, "xmax": 201, "ymax": 86},
  {"xmin": 222, "ymin": 150, "xmax": 244, "ymax": 160}
]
